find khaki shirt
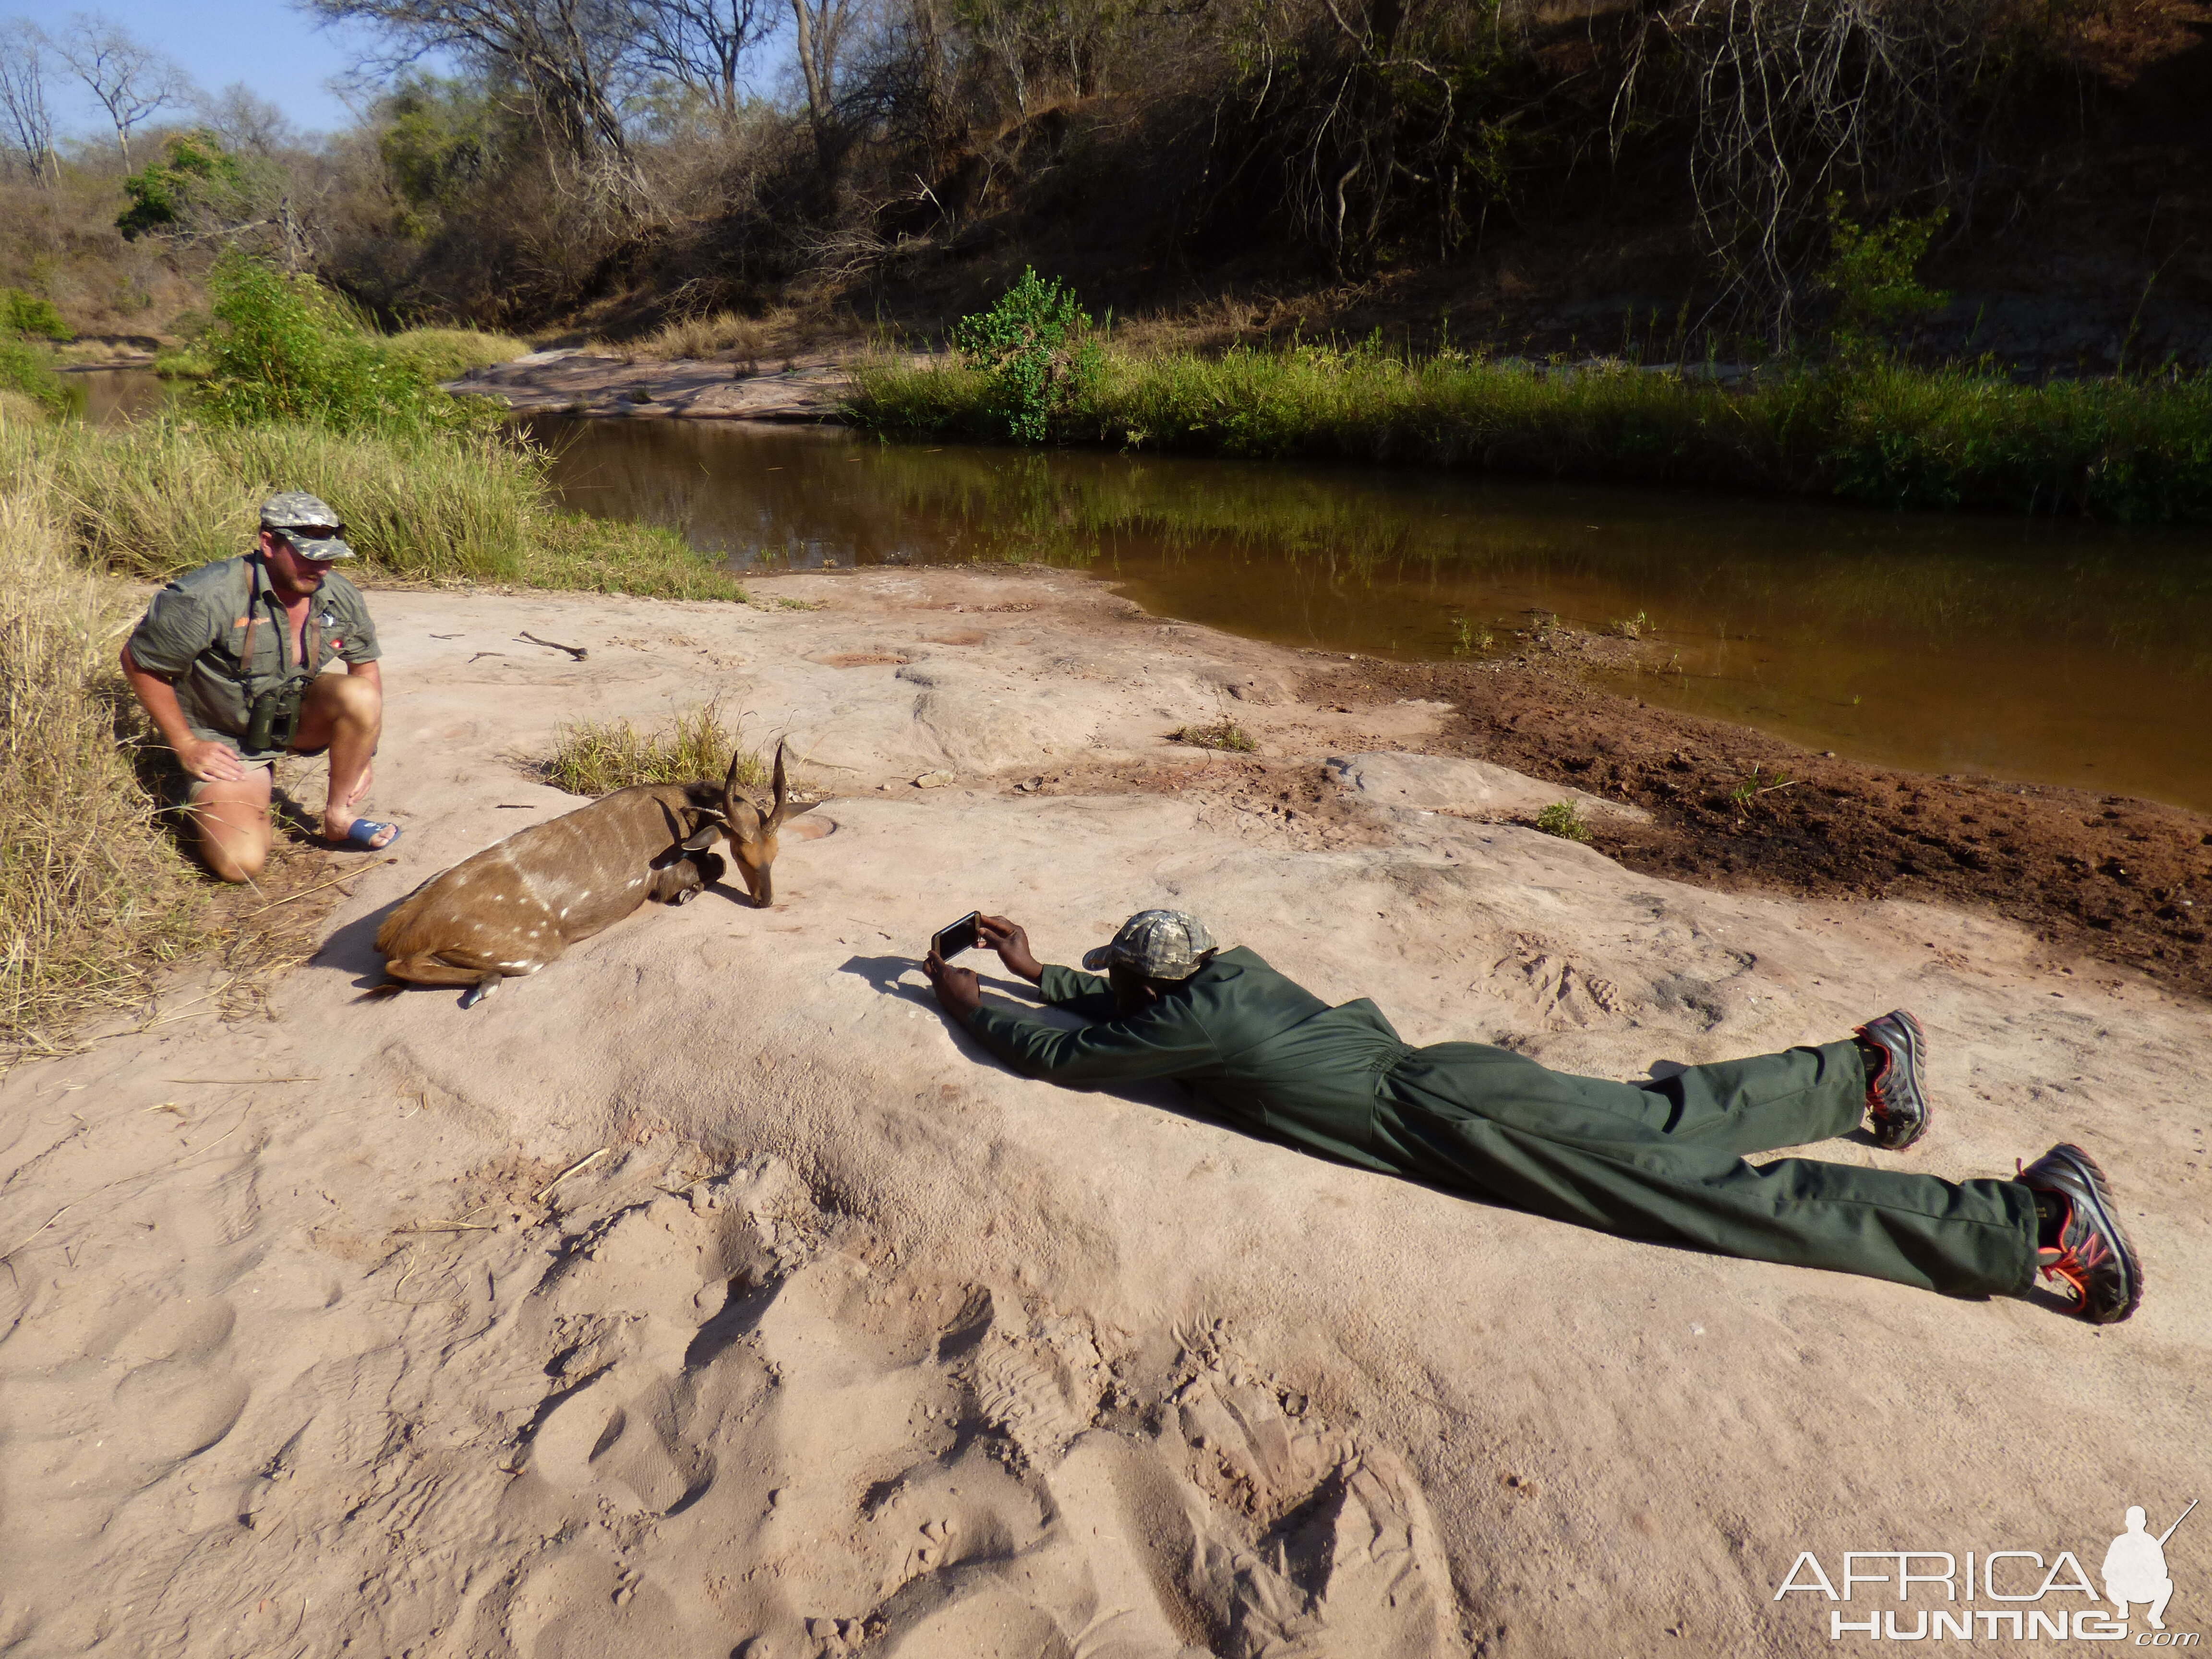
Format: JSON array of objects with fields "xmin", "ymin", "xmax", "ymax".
[{"xmin": 127, "ymin": 553, "xmax": 381, "ymax": 760}]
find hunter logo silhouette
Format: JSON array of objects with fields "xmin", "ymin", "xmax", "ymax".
[{"xmin": 2104, "ymin": 1500, "xmax": 2195, "ymax": 1631}]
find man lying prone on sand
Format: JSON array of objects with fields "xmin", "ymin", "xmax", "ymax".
[{"xmin": 924, "ymin": 909, "xmax": 2144, "ymax": 1323}]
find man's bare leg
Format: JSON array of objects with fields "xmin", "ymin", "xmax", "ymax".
[
  {"xmin": 184, "ymin": 768, "xmax": 276, "ymax": 883},
  {"xmin": 294, "ymin": 672, "xmax": 390, "ymax": 847}
]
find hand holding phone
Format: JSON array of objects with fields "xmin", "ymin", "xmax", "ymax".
[
  {"xmin": 976, "ymin": 915, "xmax": 1043, "ymax": 984},
  {"xmin": 932, "ymin": 911, "xmax": 981, "ymax": 961}
]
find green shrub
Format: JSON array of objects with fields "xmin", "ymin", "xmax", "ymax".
[
  {"xmin": 117, "ymin": 131, "xmax": 247, "ymax": 240},
  {"xmin": 1534, "ymin": 801, "xmax": 1592, "ymax": 842},
  {"xmin": 949, "ymin": 267, "xmax": 1104, "ymax": 445},
  {"xmin": 1, "ymin": 289, "xmax": 71, "ymax": 342},
  {"xmin": 195, "ymin": 250, "xmax": 492, "ymax": 436},
  {"xmin": 1817, "ymin": 197, "xmax": 1951, "ymax": 361},
  {"xmin": 0, "ymin": 339, "xmax": 68, "ymax": 412}
]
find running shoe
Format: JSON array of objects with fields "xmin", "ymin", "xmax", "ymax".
[
  {"xmin": 1854, "ymin": 1009, "xmax": 1932, "ymax": 1151},
  {"xmin": 2018, "ymin": 1142, "xmax": 2144, "ymax": 1324}
]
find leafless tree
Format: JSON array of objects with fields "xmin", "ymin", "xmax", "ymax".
[
  {"xmin": 194, "ymin": 82, "xmax": 302, "ymax": 154},
  {"xmin": 633, "ymin": 0, "xmax": 774, "ymax": 120},
  {"xmin": 789, "ymin": 0, "xmax": 860, "ymax": 173},
  {"xmin": 304, "ymin": 0, "xmax": 648, "ymax": 195},
  {"xmin": 1618, "ymin": 0, "xmax": 2022, "ymax": 332},
  {"xmin": 0, "ymin": 20, "xmax": 61, "ymax": 184},
  {"xmin": 54, "ymin": 12, "xmax": 192, "ymax": 166}
]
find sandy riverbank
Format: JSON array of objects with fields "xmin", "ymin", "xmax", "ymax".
[{"xmin": 1, "ymin": 565, "xmax": 2205, "ymax": 1658}]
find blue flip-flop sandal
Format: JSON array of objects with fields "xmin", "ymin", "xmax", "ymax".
[{"xmin": 327, "ymin": 819, "xmax": 402, "ymax": 851}]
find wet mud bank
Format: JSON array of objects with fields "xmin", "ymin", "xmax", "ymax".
[{"xmin": 1308, "ymin": 648, "xmax": 2212, "ymax": 1001}]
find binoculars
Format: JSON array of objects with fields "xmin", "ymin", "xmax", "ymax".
[{"xmin": 244, "ymin": 682, "xmax": 305, "ymax": 753}]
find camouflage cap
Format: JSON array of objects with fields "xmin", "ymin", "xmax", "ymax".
[
  {"xmin": 1082, "ymin": 909, "xmax": 1218, "ymax": 980},
  {"xmin": 258, "ymin": 492, "xmax": 354, "ymax": 561}
]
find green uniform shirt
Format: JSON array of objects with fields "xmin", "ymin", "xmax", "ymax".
[
  {"xmin": 965, "ymin": 947, "xmax": 1410, "ymax": 1173},
  {"xmin": 127, "ymin": 553, "xmax": 380, "ymax": 760}
]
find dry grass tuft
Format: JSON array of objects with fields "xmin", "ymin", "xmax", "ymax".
[
  {"xmin": 544, "ymin": 701, "xmax": 768, "ymax": 797},
  {"xmin": 1170, "ymin": 718, "xmax": 1257, "ymax": 753},
  {"xmin": 0, "ymin": 468, "xmax": 213, "ymax": 1061},
  {"xmin": 0, "ymin": 414, "xmax": 745, "ymax": 601},
  {"xmin": 619, "ymin": 304, "xmax": 834, "ymax": 362}
]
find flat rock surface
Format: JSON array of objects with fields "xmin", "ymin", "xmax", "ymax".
[
  {"xmin": 1324, "ymin": 750, "xmax": 1650, "ymax": 824},
  {"xmin": 0, "ymin": 566, "xmax": 2203, "ymax": 1658},
  {"xmin": 448, "ymin": 348, "xmax": 861, "ymax": 421}
]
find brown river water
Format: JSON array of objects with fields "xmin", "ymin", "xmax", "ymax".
[
  {"xmin": 74, "ymin": 371, "xmax": 2211, "ymax": 811},
  {"xmin": 528, "ymin": 416, "xmax": 2212, "ymax": 813}
]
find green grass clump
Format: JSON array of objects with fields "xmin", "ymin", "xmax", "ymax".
[
  {"xmin": 0, "ymin": 414, "xmax": 746, "ymax": 600},
  {"xmin": 1170, "ymin": 718, "xmax": 1257, "ymax": 753},
  {"xmin": 544, "ymin": 701, "xmax": 767, "ymax": 796},
  {"xmin": 1534, "ymin": 801, "xmax": 1593, "ymax": 842},
  {"xmin": 382, "ymin": 326, "xmax": 529, "ymax": 385},
  {"xmin": 0, "ymin": 473, "xmax": 210, "ymax": 1060},
  {"xmin": 850, "ymin": 343, "xmax": 2212, "ymax": 523},
  {"xmin": 153, "ymin": 344, "xmax": 214, "ymax": 379}
]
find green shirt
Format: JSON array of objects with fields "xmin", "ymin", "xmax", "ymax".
[
  {"xmin": 963, "ymin": 947, "xmax": 1412, "ymax": 1173},
  {"xmin": 127, "ymin": 553, "xmax": 380, "ymax": 759}
]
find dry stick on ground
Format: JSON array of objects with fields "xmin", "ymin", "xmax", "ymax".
[
  {"xmin": 245, "ymin": 859, "xmax": 397, "ymax": 916},
  {"xmin": 517, "ymin": 631, "xmax": 589, "ymax": 661},
  {"xmin": 391, "ymin": 1221, "xmax": 498, "ymax": 1234},
  {"xmin": 532, "ymin": 1147, "xmax": 609, "ymax": 1202},
  {"xmin": 0, "ymin": 1203, "xmax": 73, "ymax": 1265}
]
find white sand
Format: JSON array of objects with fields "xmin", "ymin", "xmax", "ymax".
[{"xmin": 1, "ymin": 565, "xmax": 2204, "ymax": 1657}]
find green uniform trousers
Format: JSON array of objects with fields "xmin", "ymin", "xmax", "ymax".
[
  {"xmin": 1376, "ymin": 1040, "xmax": 2038, "ymax": 1298},
  {"xmin": 965, "ymin": 949, "xmax": 2040, "ymax": 1300}
]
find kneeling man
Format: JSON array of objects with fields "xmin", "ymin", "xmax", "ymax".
[
  {"xmin": 121, "ymin": 493, "xmax": 397, "ymax": 881},
  {"xmin": 926, "ymin": 910, "xmax": 2143, "ymax": 1323}
]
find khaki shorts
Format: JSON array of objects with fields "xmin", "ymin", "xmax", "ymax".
[{"xmin": 170, "ymin": 729, "xmax": 329, "ymax": 806}]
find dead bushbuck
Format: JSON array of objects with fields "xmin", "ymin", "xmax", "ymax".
[{"xmin": 375, "ymin": 741, "xmax": 820, "ymax": 1006}]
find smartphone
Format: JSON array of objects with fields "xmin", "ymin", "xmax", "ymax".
[{"xmin": 932, "ymin": 912, "xmax": 981, "ymax": 961}]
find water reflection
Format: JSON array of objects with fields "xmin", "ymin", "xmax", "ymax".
[
  {"xmin": 65, "ymin": 366, "xmax": 183, "ymax": 426},
  {"xmin": 526, "ymin": 417, "xmax": 2212, "ymax": 809}
]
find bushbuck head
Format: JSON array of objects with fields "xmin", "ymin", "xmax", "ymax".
[{"xmin": 683, "ymin": 739, "xmax": 817, "ymax": 908}]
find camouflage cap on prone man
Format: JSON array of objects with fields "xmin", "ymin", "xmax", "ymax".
[
  {"xmin": 1083, "ymin": 909, "xmax": 1219, "ymax": 980},
  {"xmin": 258, "ymin": 492, "xmax": 354, "ymax": 561}
]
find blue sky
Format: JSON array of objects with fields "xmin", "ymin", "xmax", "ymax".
[{"xmin": 8, "ymin": 0, "xmax": 412, "ymax": 143}]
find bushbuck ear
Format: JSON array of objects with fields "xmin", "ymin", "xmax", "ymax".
[
  {"xmin": 679, "ymin": 825, "xmax": 721, "ymax": 852},
  {"xmin": 721, "ymin": 747, "xmax": 769, "ymax": 827}
]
